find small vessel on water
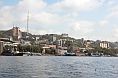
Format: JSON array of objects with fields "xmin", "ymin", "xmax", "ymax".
[
  {"xmin": 13, "ymin": 51, "xmax": 23, "ymax": 56},
  {"xmin": 1, "ymin": 49, "xmax": 23, "ymax": 56},
  {"xmin": 1, "ymin": 49, "xmax": 14, "ymax": 56},
  {"xmin": 64, "ymin": 52, "xmax": 76, "ymax": 56},
  {"xmin": 23, "ymin": 52, "xmax": 42, "ymax": 56}
]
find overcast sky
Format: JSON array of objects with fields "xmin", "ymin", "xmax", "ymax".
[{"xmin": 0, "ymin": 0, "xmax": 118, "ymax": 41}]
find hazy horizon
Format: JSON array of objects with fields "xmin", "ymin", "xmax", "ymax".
[{"xmin": 0, "ymin": 0, "xmax": 118, "ymax": 41}]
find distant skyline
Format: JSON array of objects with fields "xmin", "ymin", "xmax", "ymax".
[{"xmin": 0, "ymin": 0, "xmax": 118, "ymax": 41}]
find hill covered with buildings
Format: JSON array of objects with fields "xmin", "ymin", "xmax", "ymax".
[{"xmin": 1, "ymin": 27, "xmax": 118, "ymax": 56}]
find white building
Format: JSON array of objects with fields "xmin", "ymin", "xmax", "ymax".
[
  {"xmin": 58, "ymin": 39, "xmax": 67, "ymax": 47},
  {"xmin": 100, "ymin": 41, "xmax": 109, "ymax": 48},
  {"xmin": 61, "ymin": 33, "xmax": 68, "ymax": 37}
]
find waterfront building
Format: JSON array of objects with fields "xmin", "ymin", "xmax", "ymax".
[
  {"xmin": 100, "ymin": 41, "xmax": 110, "ymax": 49},
  {"xmin": 58, "ymin": 46, "xmax": 67, "ymax": 55}
]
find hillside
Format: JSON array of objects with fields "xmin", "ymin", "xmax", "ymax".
[
  {"xmin": 0, "ymin": 28, "xmax": 14, "ymax": 38},
  {"xmin": 0, "ymin": 29, "xmax": 33, "ymax": 40}
]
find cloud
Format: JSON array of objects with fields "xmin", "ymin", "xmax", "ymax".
[
  {"xmin": 17, "ymin": 0, "xmax": 47, "ymax": 12},
  {"xmin": 71, "ymin": 21, "xmax": 94, "ymax": 33},
  {"xmin": 111, "ymin": 28, "xmax": 118, "ymax": 41},
  {"xmin": 31, "ymin": 12, "xmax": 62, "ymax": 25},
  {"xmin": 67, "ymin": 21, "xmax": 95, "ymax": 39},
  {"xmin": 50, "ymin": 0, "xmax": 105, "ymax": 13},
  {"xmin": 107, "ymin": 0, "xmax": 116, "ymax": 6},
  {"xmin": 0, "ymin": 0, "xmax": 118, "ymax": 41},
  {"xmin": 0, "ymin": 0, "xmax": 47, "ymax": 29},
  {"xmin": 99, "ymin": 20, "xmax": 108, "ymax": 27},
  {"xmin": 105, "ymin": 5, "xmax": 118, "ymax": 20},
  {"xmin": 113, "ymin": 29, "xmax": 118, "ymax": 37},
  {"xmin": 0, "ymin": 6, "xmax": 14, "ymax": 29}
]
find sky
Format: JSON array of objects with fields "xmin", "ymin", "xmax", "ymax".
[{"xmin": 0, "ymin": 0, "xmax": 118, "ymax": 41}]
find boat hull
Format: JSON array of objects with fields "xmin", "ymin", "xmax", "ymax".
[
  {"xmin": 1, "ymin": 50, "xmax": 23, "ymax": 56},
  {"xmin": 14, "ymin": 53, "xmax": 23, "ymax": 56}
]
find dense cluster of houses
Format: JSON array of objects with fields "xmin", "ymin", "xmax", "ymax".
[{"xmin": 0, "ymin": 27, "xmax": 118, "ymax": 56}]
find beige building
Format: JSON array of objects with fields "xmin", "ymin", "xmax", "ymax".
[
  {"xmin": 12, "ymin": 27, "xmax": 22, "ymax": 41},
  {"xmin": 84, "ymin": 40, "xmax": 92, "ymax": 48}
]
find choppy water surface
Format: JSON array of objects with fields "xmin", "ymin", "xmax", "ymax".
[{"xmin": 0, "ymin": 56, "xmax": 118, "ymax": 78}]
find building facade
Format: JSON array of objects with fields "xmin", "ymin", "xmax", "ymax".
[
  {"xmin": 61, "ymin": 33, "xmax": 68, "ymax": 37},
  {"xmin": 0, "ymin": 41, "xmax": 4, "ymax": 54},
  {"xmin": 100, "ymin": 41, "xmax": 109, "ymax": 48},
  {"xmin": 12, "ymin": 27, "xmax": 22, "ymax": 41}
]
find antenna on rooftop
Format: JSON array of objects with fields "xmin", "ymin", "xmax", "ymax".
[
  {"xmin": 26, "ymin": 10, "xmax": 29, "ymax": 35},
  {"xmin": 13, "ymin": 24, "xmax": 15, "ymax": 28}
]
